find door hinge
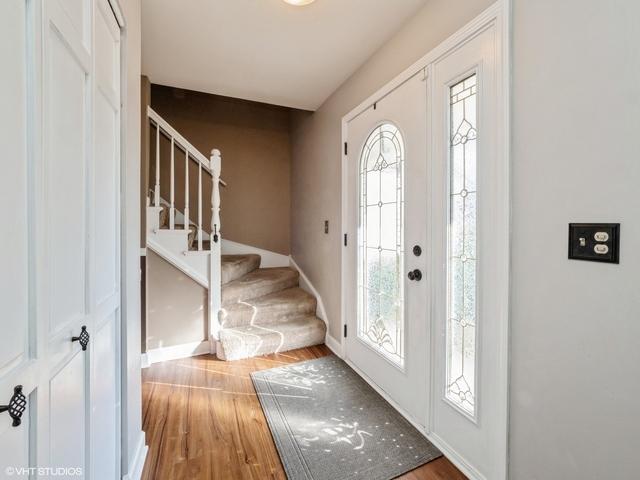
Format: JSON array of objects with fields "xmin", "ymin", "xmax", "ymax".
[
  {"xmin": 344, "ymin": 142, "xmax": 348, "ymax": 155},
  {"xmin": 343, "ymin": 324, "xmax": 347, "ymax": 338},
  {"xmin": 344, "ymin": 233, "xmax": 348, "ymax": 246}
]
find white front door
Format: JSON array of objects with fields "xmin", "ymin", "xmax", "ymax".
[
  {"xmin": 344, "ymin": 71, "xmax": 430, "ymax": 427},
  {"xmin": 0, "ymin": 0, "xmax": 122, "ymax": 477},
  {"xmin": 343, "ymin": 11, "xmax": 508, "ymax": 479}
]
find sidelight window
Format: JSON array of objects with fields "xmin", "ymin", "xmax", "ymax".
[{"xmin": 446, "ymin": 74, "xmax": 478, "ymax": 416}]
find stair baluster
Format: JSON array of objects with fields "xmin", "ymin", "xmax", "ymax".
[
  {"xmin": 198, "ymin": 161, "xmax": 203, "ymax": 251},
  {"xmin": 154, "ymin": 123, "xmax": 160, "ymax": 207},
  {"xmin": 169, "ymin": 137, "xmax": 175, "ymax": 229},
  {"xmin": 184, "ymin": 149, "xmax": 189, "ymax": 232}
]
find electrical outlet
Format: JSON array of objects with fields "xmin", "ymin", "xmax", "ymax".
[{"xmin": 568, "ymin": 223, "xmax": 620, "ymax": 263}]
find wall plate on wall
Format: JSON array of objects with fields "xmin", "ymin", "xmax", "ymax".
[{"xmin": 568, "ymin": 223, "xmax": 620, "ymax": 264}]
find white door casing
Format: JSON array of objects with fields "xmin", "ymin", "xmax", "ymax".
[
  {"xmin": 344, "ymin": 72, "xmax": 430, "ymax": 427},
  {"xmin": 341, "ymin": 3, "xmax": 509, "ymax": 479},
  {"xmin": 0, "ymin": 0, "xmax": 122, "ymax": 477}
]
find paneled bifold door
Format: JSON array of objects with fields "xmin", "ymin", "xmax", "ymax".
[
  {"xmin": 0, "ymin": 0, "xmax": 122, "ymax": 477},
  {"xmin": 343, "ymin": 6, "xmax": 508, "ymax": 479}
]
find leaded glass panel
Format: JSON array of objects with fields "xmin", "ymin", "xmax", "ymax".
[
  {"xmin": 446, "ymin": 74, "xmax": 477, "ymax": 416},
  {"xmin": 358, "ymin": 123, "xmax": 405, "ymax": 367}
]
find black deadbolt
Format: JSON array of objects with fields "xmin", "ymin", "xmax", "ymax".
[{"xmin": 413, "ymin": 245, "xmax": 422, "ymax": 256}]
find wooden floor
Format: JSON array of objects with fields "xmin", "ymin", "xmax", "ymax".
[{"xmin": 141, "ymin": 345, "xmax": 466, "ymax": 480}]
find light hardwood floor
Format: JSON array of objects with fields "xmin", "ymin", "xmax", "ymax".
[{"xmin": 141, "ymin": 345, "xmax": 466, "ymax": 480}]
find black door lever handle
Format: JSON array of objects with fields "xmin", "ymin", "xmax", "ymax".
[{"xmin": 407, "ymin": 269, "xmax": 422, "ymax": 281}]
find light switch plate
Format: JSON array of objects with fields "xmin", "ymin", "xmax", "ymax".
[{"xmin": 568, "ymin": 223, "xmax": 620, "ymax": 263}]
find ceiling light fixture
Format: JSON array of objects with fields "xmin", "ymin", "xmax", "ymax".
[{"xmin": 283, "ymin": 0, "xmax": 316, "ymax": 6}]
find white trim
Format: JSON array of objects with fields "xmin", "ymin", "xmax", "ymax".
[
  {"xmin": 107, "ymin": 0, "xmax": 125, "ymax": 28},
  {"xmin": 146, "ymin": 236, "xmax": 209, "ymax": 288},
  {"xmin": 139, "ymin": 248, "xmax": 146, "ymax": 256},
  {"xmin": 142, "ymin": 340, "xmax": 210, "ymax": 367},
  {"xmin": 289, "ymin": 256, "xmax": 328, "ymax": 327},
  {"xmin": 148, "ymin": 106, "xmax": 211, "ymax": 170},
  {"xmin": 324, "ymin": 334, "xmax": 343, "ymax": 358},
  {"xmin": 122, "ymin": 431, "xmax": 148, "ymax": 480},
  {"xmin": 341, "ymin": 2, "xmax": 509, "ymax": 478},
  {"xmin": 344, "ymin": 358, "xmax": 484, "ymax": 480},
  {"xmin": 147, "ymin": 106, "xmax": 226, "ymax": 187},
  {"xmin": 342, "ymin": 1, "xmax": 503, "ymax": 125},
  {"xmin": 221, "ymin": 239, "xmax": 289, "ymax": 268}
]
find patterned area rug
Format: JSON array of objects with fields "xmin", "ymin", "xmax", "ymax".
[{"xmin": 251, "ymin": 355, "xmax": 441, "ymax": 480}]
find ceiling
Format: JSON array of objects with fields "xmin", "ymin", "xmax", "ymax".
[{"xmin": 141, "ymin": 0, "xmax": 427, "ymax": 111}]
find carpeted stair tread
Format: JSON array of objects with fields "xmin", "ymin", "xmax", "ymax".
[
  {"xmin": 216, "ymin": 315, "xmax": 326, "ymax": 361},
  {"xmin": 219, "ymin": 287, "xmax": 316, "ymax": 328},
  {"xmin": 220, "ymin": 254, "xmax": 261, "ymax": 284},
  {"xmin": 222, "ymin": 267, "xmax": 299, "ymax": 306}
]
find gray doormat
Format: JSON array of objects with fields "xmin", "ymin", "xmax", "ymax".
[{"xmin": 251, "ymin": 355, "xmax": 441, "ymax": 480}]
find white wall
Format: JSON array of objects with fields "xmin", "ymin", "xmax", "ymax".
[
  {"xmin": 510, "ymin": 1, "xmax": 640, "ymax": 478},
  {"xmin": 120, "ymin": 0, "xmax": 145, "ymax": 477}
]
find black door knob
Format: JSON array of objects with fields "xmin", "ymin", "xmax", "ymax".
[
  {"xmin": 0, "ymin": 385, "xmax": 27, "ymax": 427},
  {"xmin": 72, "ymin": 325, "xmax": 90, "ymax": 351},
  {"xmin": 407, "ymin": 269, "xmax": 422, "ymax": 281}
]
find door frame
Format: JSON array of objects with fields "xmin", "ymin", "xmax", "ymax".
[
  {"xmin": 339, "ymin": 1, "xmax": 510, "ymax": 479},
  {"xmin": 108, "ymin": 0, "xmax": 152, "ymax": 478}
]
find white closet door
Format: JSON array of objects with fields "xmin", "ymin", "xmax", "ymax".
[
  {"xmin": 41, "ymin": 0, "xmax": 93, "ymax": 473},
  {"xmin": 91, "ymin": 1, "xmax": 121, "ymax": 478},
  {"xmin": 0, "ymin": 1, "xmax": 122, "ymax": 477},
  {"xmin": 0, "ymin": 0, "xmax": 35, "ymax": 473}
]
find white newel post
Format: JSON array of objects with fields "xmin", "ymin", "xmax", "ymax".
[{"xmin": 208, "ymin": 149, "xmax": 222, "ymax": 351}]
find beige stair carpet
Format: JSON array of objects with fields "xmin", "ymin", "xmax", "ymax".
[{"xmin": 217, "ymin": 255, "xmax": 326, "ymax": 361}]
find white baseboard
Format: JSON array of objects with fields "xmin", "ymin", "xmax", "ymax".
[
  {"xmin": 222, "ymin": 239, "xmax": 289, "ymax": 268},
  {"xmin": 289, "ymin": 256, "xmax": 329, "ymax": 328},
  {"xmin": 142, "ymin": 340, "xmax": 210, "ymax": 367},
  {"xmin": 324, "ymin": 334, "xmax": 343, "ymax": 357},
  {"xmin": 344, "ymin": 357, "xmax": 483, "ymax": 480},
  {"xmin": 122, "ymin": 431, "xmax": 148, "ymax": 480}
]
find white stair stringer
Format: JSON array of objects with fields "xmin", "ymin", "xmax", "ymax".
[{"xmin": 146, "ymin": 205, "xmax": 210, "ymax": 288}]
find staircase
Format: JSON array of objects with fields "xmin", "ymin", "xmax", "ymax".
[
  {"xmin": 217, "ymin": 255, "xmax": 326, "ymax": 360},
  {"xmin": 145, "ymin": 106, "xmax": 326, "ymax": 361}
]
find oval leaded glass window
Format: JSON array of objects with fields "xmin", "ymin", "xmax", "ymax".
[{"xmin": 358, "ymin": 123, "xmax": 405, "ymax": 367}]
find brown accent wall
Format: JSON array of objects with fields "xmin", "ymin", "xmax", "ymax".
[
  {"xmin": 146, "ymin": 250, "xmax": 208, "ymax": 351},
  {"xmin": 149, "ymin": 85, "xmax": 294, "ymax": 255}
]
